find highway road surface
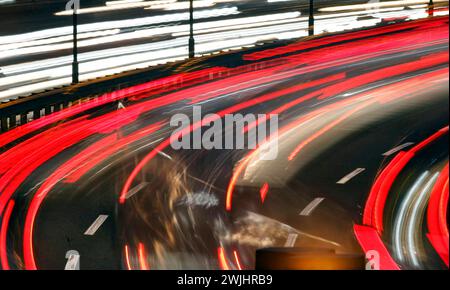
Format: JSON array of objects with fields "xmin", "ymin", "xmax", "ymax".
[{"xmin": 0, "ymin": 15, "xmax": 448, "ymax": 270}]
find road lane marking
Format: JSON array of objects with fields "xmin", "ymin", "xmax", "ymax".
[
  {"xmin": 65, "ymin": 250, "xmax": 80, "ymax": 270},
  {"xmin": 157, "ymin": 150, "xmax": 173, "ymax": 160},
  {"xmin": 125, "ymin": 182, "xmax": 149, "ymax": 200},
  {"xmin": 337, "ymin": 168, "xmax": 366, "ymax": 184},
  {"xmin": 84, "ymin": 215, "xmax": 109, "ymax": 236},
  {"xmin": 285, "ymin": 233, "xmax": 298, "ymax": 247},
  {"xmin": 117, "ymin": 101, "xmax": 126, "ymax": 110},
  {"xmin": 300, "ymin": 197, "xmax": 325, "ymax": 216},
  {"xmin": 382, "ymin": 142, "xmax": 414, "ymax": 156}
]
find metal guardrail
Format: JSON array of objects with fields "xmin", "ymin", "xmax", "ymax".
[
  {"xmin": 0, "ymin": 38, "xmax": 283, "ymax": 133},
  {"xmin": 0, "ymin": 60, "xmax": 180, "ymax": 133}
]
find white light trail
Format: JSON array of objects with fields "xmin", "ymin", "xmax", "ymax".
[
  {"xmin": 393, "ymin": 171, "xmax": 429, "ymax": 263},
  {"xmin": 56, "ymin": 0, "xmax": 177, "ymax": 15},
  {"xmin": 406, "ymin": 172, "xmax": 439, "ymax": 267},
  {"xmin": 0, "ymin": 7, "xmax": 240, "ymax": 45}
]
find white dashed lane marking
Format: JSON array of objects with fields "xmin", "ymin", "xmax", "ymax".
[
  {"xmin": 285, "ymin": 233, "xmax": 298, "ymax": 247},
  {"xmin": 300, "ymin": 197, "xmax": 325, "ymax": 216},
  {"xmin": 337, "ymin": 168, "xmax": 366, "ymax": 184},
  {"xmin": 382, "ymin": 142, "xmax": 414, "ymax": 156},
  {"xmin": 84, "ymin": 215, "xmax": 109, "ymax": 236},
  {"xmin": 125, "ymin": 182, "xmax": 149, "ymax": 200}
]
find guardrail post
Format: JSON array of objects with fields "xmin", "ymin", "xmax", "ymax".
[
  {"xmin": 72, "ymin": 0, "xmax": 79, "ymax": 84},
  {"xmin": 20, "ymin": 114, "xmax": 27, "ymax": 126},
  {"xmin": 428, "ymin": 0, "xmax": 435, "ymax": 16},
  {"xmin": 1, "ymin": 117, "xmax": 7, "ymax": 132},
  {"xmin": 309, "ymin": 0, "xmax": 315, "ymax": 36},
  {"xmin": 9, "ymin": 116, "xmax": 16, "ymax": 129},
  {"xmin": 33, "ymin": 109, "xmax": 40, "ymax": 121},
  {"xmin": 189, "ymin": 0, "xmax": 195, "ymax": 58}
]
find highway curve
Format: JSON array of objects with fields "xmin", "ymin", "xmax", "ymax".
[{"xmin": 0, "ymin": 16, "xmax": 448, "ymax": 270}]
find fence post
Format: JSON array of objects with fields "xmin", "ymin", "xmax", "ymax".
[
  {"xmin": 189, "ymin": 0, "xmax": 195, "ymax": 58},
  {"xmin": 428, "ymin": 0, "xmax": 435, "ymax": 16},
  {"xmin": 71, "ymin": 0, "xmax": 79, "ymax": 83},
  {"xmin": 309, "ymin": 0, "xmax": 315, "ymax": 36}
]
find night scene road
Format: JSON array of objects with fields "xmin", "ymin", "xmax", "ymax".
[{"xmin": 0, "ymin": 1, "xmax": 448, "ymax": 272}]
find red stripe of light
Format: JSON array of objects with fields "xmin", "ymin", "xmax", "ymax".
[
  {"xmin": 260, "ymin": 183, "xmax": 270, "ymax": 204},
  {"xmin": 353, "ymin": 224, "xmax": 400, "ymax": 270},
  {"xmin": 218, "ymin": 247, "xmax": 230, "ymax": 270},
  {"xmin": 0, "ymin": 200, "xmax": 14, "ymax": 270},
  {"xmin": 363, "ymin": 126, "xmax": 449, "ymax": 233},
  {"xmin": 233, "ymin": 250, "xmax": 244, "ymax": 270},
  {"xmin": 426, "ymin": 163, "xmax": 449, "ymax": 267},
  {"xmin": 138, "ymin": 243, "xmax": 150, "ymax": 270}
]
